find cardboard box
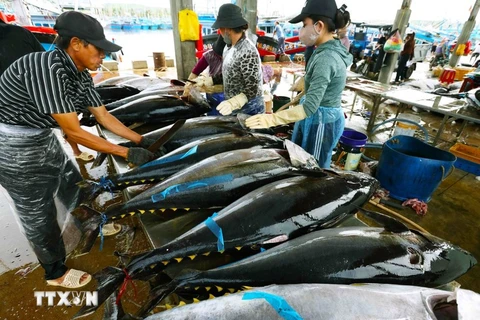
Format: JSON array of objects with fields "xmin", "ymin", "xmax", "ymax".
[{"xmin": 132, "ymin": 60, "xmax": 148, "ymax": 69}]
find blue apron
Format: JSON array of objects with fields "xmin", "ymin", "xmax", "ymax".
[
  {"xmin": 292, "ymin": 105, "xmax": 345, "ymax": 169},
  {"xmin": 206, "ymin": 92, "xmax": 225, "ymax": 116}
]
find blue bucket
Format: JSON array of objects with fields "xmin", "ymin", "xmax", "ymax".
[{"xmin": 376, "ymin": 136, "xmax": 456, "ymax": 202}]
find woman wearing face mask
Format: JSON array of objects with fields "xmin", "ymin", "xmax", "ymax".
[
  {"xmin": 211, "ymin": 3, "xmax": 264, "ymax": 116},
  {"xmin": 246, "ymin": 0, "xmax": 352, "ymax": 168}
]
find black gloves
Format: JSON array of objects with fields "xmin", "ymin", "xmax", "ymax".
[
  {"xmin": 139, "ymin": 136, "xmax": 157, "ymax": 149},
  {"xmin": 127, "ymin": 147, "xmax": 154, "ymax": 166}
]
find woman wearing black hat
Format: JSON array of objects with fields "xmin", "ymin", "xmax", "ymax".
[
  {"xmin": 246, "ymin": 0, "xmax": 352, "ymax": 168},
  {"xmin": 212, "ymin": 3, "xmax": 264, "ymax": 116}
]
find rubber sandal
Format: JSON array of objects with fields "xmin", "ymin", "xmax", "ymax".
[
  {"xmin": 100, "ymin": 223, "xmax": 122, "ymax": 237},
  {"xmin": 75, "ymin": 152, "xmax": 95, "ymax": 162},
  {"xmin": 46, "ymin": 269, "xmax": 92, "ymax": 289}
]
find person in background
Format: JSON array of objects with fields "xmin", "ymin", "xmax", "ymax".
[
  {"xmin": 394, "ymin": 29, "xmax": 415, "ymax": 83},
  {"xmin": 183, "ymin": 36, "xmax": 226, "ymax": 115},
  {"xmin": 273, "ymin": 20, "xmax": 286, "ymax": 54},
  {"xmin": 246, "ymin": 0, "xmax": 352, "ymax": 169},
  {"xmin": 431, "ymin": 41, "xmax": 437, "ymax": 56},
  {"xmin": 0, "ymin": 11, "xmax": 154, "ymax": 289},
  {"xmin": 211, "ymin": 3, "xmax": 264, "ymax": 116},
  {"xmin": 373, "ymin": 32, "xmax": 387, "ymax": 73},
  {"xmin": 470, "ymin": 41, "xmax": 480, "ymax": 63},
  {"xmin": 337, "ymin": 24, "xmax": 350, "ymax": 51}
]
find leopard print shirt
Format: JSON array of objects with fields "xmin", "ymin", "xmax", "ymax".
[{"xmin": 222, "ymin": 34, "xmax": 263, "ymax": 101}]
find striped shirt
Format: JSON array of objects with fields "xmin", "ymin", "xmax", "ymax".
[{"xmin": 0, "ymin": 48, "xmax": 103, "ymax": 128}]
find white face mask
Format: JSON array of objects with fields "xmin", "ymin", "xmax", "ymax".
[
  {"xmin": 222, "ymin": 29, "xmax": 232, "ymax": 45},
  {"xmin": 299, "ymin": 22, "xmax": 321, "ymax": 46}
]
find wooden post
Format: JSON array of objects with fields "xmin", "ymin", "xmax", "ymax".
[
  {"xmin": 170, "ymin": 0, "xmax": 196, "ymax": 80},
  {"xmin": 448, "ymin": 0, "xmax": 480, "ymax": 68},
  {"xmin": 236, "ymin": 0, "xmax": 258, "ymax": 36}
]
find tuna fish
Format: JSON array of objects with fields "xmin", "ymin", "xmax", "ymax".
[
  {"xmin": 81, "ymin": 95, "xmax": 211, "ymax": 126},
  {"xmin": 119, "ymin": 77, "xmax": 169, "ymax": 91},
  {"xmin": 73, "ymin": 146, "xmax": 317, "ymax": 254},
  {"xmin": 80, "ymin": 132, "xmax": 284, "ymax": 201},
  {"xmin": 76, "ymin": 209, "xmax": 476, "ymax": 318},
  {"xmin": 95, "ymin": 75, "xmax": 142, "ymax": 88},
  {"xmin": 94, "ymin": 85, "xmax": 142, "ymax": 105},
  {"xmin": 142, "ymin": 284, "xmax": 480, "ymax": 320},
  {"xmin": 73, "ymin": 170, "xmax": 378, "ymax": 317}
]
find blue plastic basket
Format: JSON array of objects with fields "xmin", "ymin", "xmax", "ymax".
[{"xmin": 454, "ymin": 157, "xmax": 480, "ymax": 175}]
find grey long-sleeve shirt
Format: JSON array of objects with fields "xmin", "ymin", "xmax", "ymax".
[{"xmin": 303, "ymin": 39, "xmax": 353, "ymax": 116}]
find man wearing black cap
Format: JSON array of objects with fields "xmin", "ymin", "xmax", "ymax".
[
  {"xmin": 0, "ymin": 11, "xmax": 154, "ymax": 288},
  {"xmin": 211, "ymin": 3, "xmax": 264, "ymax": 116},
  {"xmin": 247, "ymin": 0, "xmax": 352, "ymax": 168}
]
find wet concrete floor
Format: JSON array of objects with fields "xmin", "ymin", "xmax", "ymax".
[{"xmin": 0, "ymin": 61, "xmax": 479, "ymax": 319}]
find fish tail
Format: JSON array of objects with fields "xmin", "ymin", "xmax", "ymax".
[
  {"xmin": 135, "ymin": 281, "xmax": 179, "ymax": 318},
  {"xmin": 71, "ymin": 205, "xmax": 103, "ymax": 255},
  {"xmin": 73, "ymin": 267, "xmax": 126, "ymax": 319}
]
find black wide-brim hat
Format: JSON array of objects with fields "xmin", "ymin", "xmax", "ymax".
[
  {"xmin": 212, "ymin": 3, "xmax": 248, "ymax": 29},
  {"xmin": 54, "ymin": 11, "xmax": 122, "ymax": 53},
  {"xmin": 289, "ymin": 0, "xmax": 337, "ymax": 24}
]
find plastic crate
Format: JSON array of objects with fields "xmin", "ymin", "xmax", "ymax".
[{"xmin": 449, "ymin": 143, "xmax": 480, "ymax": 175}]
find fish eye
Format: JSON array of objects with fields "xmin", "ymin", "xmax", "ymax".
[{"xmin": 407, "ymin": 247, "xmax": 423, "ymax": 265}]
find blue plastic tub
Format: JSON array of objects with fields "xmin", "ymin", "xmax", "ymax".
[{"xmin": 376, "ymin": 136, "xmax": 457, "ymax": 202}]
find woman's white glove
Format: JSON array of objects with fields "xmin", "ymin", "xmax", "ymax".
[
  {"xmin": 245, "ymin": 105, "xmax": 307, "ymax": 129},
  {"xmin": 216, "ymin": 93, "xmax": 248, "ymax": 115},
  {"xmin": 194, "ymin": 75, "xmax": 214, "ymax": 88}
]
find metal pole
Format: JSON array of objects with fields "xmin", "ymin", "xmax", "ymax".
[
  {"xmin": 170, "ymin": 0, "xmax": 196, "ymax": 80},
  {"xmin": 448, "ymin": 0, "xmax": 480, "ymax": 67},
  {"xmin": 378, "ymin": 0, "xmax": 412, "ymax": 84}
]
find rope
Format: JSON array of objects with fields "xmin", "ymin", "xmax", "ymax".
[{"xmin": 116, "ymin": 269, "xmax": 137, "ymax": 305}]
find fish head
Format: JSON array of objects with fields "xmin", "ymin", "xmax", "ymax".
[
  {"xmin": 416, "ymin": 231, "xmax": 477, "ymax": 285},
  {"xmin": 186, "ymin": 87, "xmax": 212, "ymax": 110}
]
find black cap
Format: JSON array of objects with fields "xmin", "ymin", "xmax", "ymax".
[
  {"xmin": 54, "ymin": 11, "xmax": 122, "ymax": 52},
  {"xmin": 289, "ymin": 0, "xmax": 338, "ymax": 24},
  {"xmin": 212, "ymin": 4, "xmax": 248, "ymax": 29}
]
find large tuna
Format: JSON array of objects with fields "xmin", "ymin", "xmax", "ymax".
[
  {"xmin": 74, "ymin": 210, "xmax": 476, "ymax": 318},
  {"xmin": 80, "ymin": 132, "xmax": 284, "ymax": 201},
  {"xmin": 73, "ymin": 171, "xmax": 378, "ymax": 317},
  {"xmin": 143, "ymin": 284, "xmax": 480, "ymax": 320},
  {"xmin": 81, "ymin": 95, "xmax": 211, "ymax": 126},
  {"xmin": 73, "ymin": 144, "xmax": 320, "ymax": 254},
  {"xmin": 94, "ymin": 85, "xmax": 141, "ymax": 105},
  {"xmin": 95, "ymin": 75, "xmax": 142, "ymax": 88}
]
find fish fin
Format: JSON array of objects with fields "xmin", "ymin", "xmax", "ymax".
[
  {"xmin": 71, "ymin": 205, "xmax": 103, "ymax": 255},
  {"xmin": 284, "ymin": 140, "xmax": 321, "ymax": 170},
  {"xmin": 73, "ymin": 267, "xmax": 126, "ymax": 319},
  {"xmin": 102, "ymin": 289, "xmax": 141, "ymax": 320},
  {"xmin": 134, "ymin": 281, "xmax": 179, "ymax": 318},
  {"xmin": 76, "ymin": 180, "xmax": 101, "ymax": 203},
  {"xmin": 357, "ymin": 207, "xmax": 410, "ymax": 233}
]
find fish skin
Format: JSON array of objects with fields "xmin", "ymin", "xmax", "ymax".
[
  {"xmin": 95, "ymin": 85, "xmax": 141, "ymax": 105},
  {"xmin": 80, "ymin": 132, "xmax": 284, "ymax": 200},
  {"xmin": 143, "ymin": 283, "xmax": 479, "ymax": 320},
  {"xmin": 107, "ymin": 95, "xmax": 211, "ymax": 125},
  {"xmin": 95, "ymin": 75, "xmax": 142, "ymax": 88},
  {"xmin": 73, "ymin": 171, "xmax": 379, "ymax": 318}
]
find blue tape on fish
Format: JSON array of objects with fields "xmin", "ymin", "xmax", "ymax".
[
  {"xmin": 141, "ymin": 145, "xmax": 198, "ymax": 168},
  {"xmin": 204, "ymin": 213, "xmax": 224, "ymax": 252},
  {"xmin": 151, "ymin": 174, "xmax": 234, "ymax": 203},
  {"xmin": 242, "ymin": 292, "xmax": 303, "ymax": 320}
]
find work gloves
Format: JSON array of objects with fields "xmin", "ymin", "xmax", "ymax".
[
  {"xmin": 139, "ymin": 136, "xmax": 157, "ymax": 149},
  {"xmin": 245, "ymin": 105, "xmax": 307, "ymax": 129},
  {"xmin": 216, "ymin": 93, "xmax": 248, "ymax": 115},
  {"xmin": 127, "ymin": 147, "xmax": 154, "ymax": 166},
  {"xmin": 193, "ymin": 75, "xmax": 214, "ymax": 88}
]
